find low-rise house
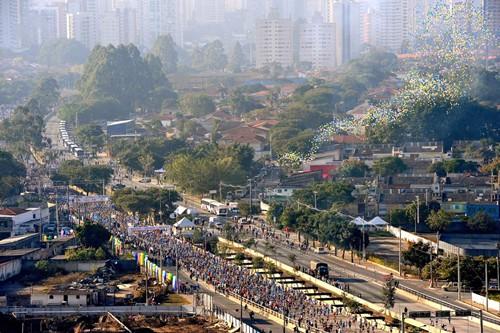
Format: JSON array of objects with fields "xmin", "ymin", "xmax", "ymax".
[
  {"xmin": 0, "ymin": 207, "xmax": 49, "ymax": 239},
  {"xmin": 31, "ymin": 288, "xmax": 91, "ymax": 306},
  {"xmin": 219, "ymin": 126, "xmax": 269, "ymax": 159}
]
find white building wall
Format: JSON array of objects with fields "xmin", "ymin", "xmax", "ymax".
[
  {"xmin": 299, "ymin": 19, "xmax": 336, "ymax": 69},
  {"xmin": 255, "ymin": 16, "xmax": 294, "ymax": 68},
  {"xmin": 0, "ymin": 259, "xmax": 21, "ymax": 281}
]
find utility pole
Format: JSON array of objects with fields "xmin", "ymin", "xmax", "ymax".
[
  {"xmin": 362, "ymin": 220, "xmax": 366, "ymax": 261},
  {"xmin": 415, "ymin": 195, "xmax": 420, "ymax": 234},
  {"xmin": 239, "ymin": 294, "xmax": 243, "ymax": 332},
  {"xmin": 457, "ymin": 250, "xmax": 462, "ymax": 300},
  {"xmin": 497, "ymin": 242, "xmax": 500, "ymax": 291},
  {"xmin": 485, "ymin": 262, "xmax": 489, "ymax": 311},
  {"xmin": 398, "ymin": 225, "xmax": 402, "ymax": 276},
  {"xmin": 429, "ymin": 247, "xmax": 433, "ymax": 288},
  {"xmin": 219, "ymin": 181, "xmax": 222, "ymax": 202},
  {"xmin": 248, "ymin": 179, "xmax": 252, "ymax": 219}
]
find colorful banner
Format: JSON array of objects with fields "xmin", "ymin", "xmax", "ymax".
[{"xmin": 132, "ymin": 251, "xmax": 177, "ymax": 289}]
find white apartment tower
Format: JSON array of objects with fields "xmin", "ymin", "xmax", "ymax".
[
  {"xmin": 328, "ymin": 0, "xmax": 361, "ymax": 65},
  {"xmin": 377, "ymin": 0, "xmax": 419, "ymax": 53},
  {"xmin": 0, "ymin": 0, "xmax": 28, "ymax": 50},
  {"xmin": 67, "ymin": 12, "xmax": 97, "ymax": 49},
  {"xmin": 255, "ymin": 10, "xmax": 294, "ymax": 68},
  {"xmin": 299, "ymin": 13, "xmax": 336, "ymax": 69},
  {"xmin": 194, "ymin": 0, "xmax": 225, "ymax": 24},
  {"xmin": 483, "ymin": 0, "xmax": 500, "ymax": 40},
  {"xmin": 137, "ymin": 0, "xmax": 183, "ymax": 49}
]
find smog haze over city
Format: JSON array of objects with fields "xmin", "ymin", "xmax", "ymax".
[{"xmin": 0, "ymin": 1, "xmax": 499, "ymax": 333}]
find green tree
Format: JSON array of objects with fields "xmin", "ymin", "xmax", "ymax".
[
  {"xmin": 0, "ymin": 150, "xmax": 26, "ymax": 201},
  {"xmin": 466, "ymin": 211, "xmax": 496, "ymax": 233},
  {"xmin": 202, "ymin": 40, "xmax": 227, "ymax": 71},
  {"xmin": 403, "ymin": 241, "xmax": 431, "ymax": 277},
  {"xmin": 52, "ymin": 160, "xmax": 113, "ymax": 194},
  {"xmin": 76, "ymin": 222, "xmax": 111, "ymax": 248},
  {"xmin": 428, "ymin": 162, "xmax": 447, "ymax": 177},
  {"xmin": 228, "ymin": 41, "xmax": 244, "ymax": 73},
  {"xmin": 75, "ymin": 124, "xmax": 105, "ymax": 154},
  {"xmin": 151, "ymin": 34, "xmax": 178, "ymax": 74},
  {"xmin": 339, "ymin": 160, "xmax": 370, "ymax": 177},
  {"xmin": 179, "ymin": 94, "xmax": 215, "ymax": 117},
  {"xmin": 0, "ymin": 106, "xmax": 45, "ymax": 159},
  {"xmin": 78, "ymin": 44, "xmax": 174, "ymax": 112},
  {"xmin": 373, "ymin": 157, "xmax": 407, "ymax": 176},
  {"xmin": 38, "ymin": 38, "xmax": 89, "ymax": 66},
  {"xmin": 292, "ymin": 181, "xmax": 355, "ymax": 210},
  {"xmin": 426, "ymin": 209, "xmax": 451, "ymax": 232},
  {"xmin": 388, "ymin": 208, "xmax": 408, "ymax": 227},
  {"xmin": 29, "ymin": 77, "xmax": 60, "ymax": 115}
]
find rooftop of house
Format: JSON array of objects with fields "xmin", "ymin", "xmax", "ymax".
[
  {"xmin": 0, "ymin": 248, "xmax": 40, "ymax": 259},
  {"xmin": 0, "ymin": 207, "xmax": 28, "ymax": 216},
  {"xmin": 0, "ymin": 233, "xmax": 38, "ymax": 245}
]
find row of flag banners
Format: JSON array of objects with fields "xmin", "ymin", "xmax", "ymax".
[{"xmin": 133, "ymin": 251, "xmax": 177, "ymax": 290}]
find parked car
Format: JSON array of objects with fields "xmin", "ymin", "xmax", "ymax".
[
  {"xmin": 312, "ymin": 247, "xmax": 327, "ymax": 254},
  {"xmin": 139, "ymin": 177, "xmax": 151, "ymax": 183},
  {"xmin": 441, "ymin": 282, "xmax": 470, "ymax": 292}
]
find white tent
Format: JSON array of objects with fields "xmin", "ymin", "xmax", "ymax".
[
  {"xmin": 351, "ymin": 217, "xmax": 368, "ymax": 227},
  {"xmin": 369, "ymin": 216, "xmax": 389, "ymax": 227},
  {"xmin": 174, "ymin": 217, "xmax": 195, "ymax": 229}
]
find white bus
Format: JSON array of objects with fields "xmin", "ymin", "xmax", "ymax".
[{"xmin": 201, "ymin": 198, "xmax": 228, "ymax": 216}]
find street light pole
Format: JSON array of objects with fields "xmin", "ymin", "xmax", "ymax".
[
  {"xmin": 485, "ymin": 262, "xmax": 489, "ymax": 312},
  {"xmin": 457, "ymin": 250, "xmax": 462, "ymax": 300},
  {"xmin": 496, "ymin": 242, "xmax": 500, "ymax": 291},
  {"xmin": 415, "ymin": 195, "xmax": 420, "ymax": 234}
]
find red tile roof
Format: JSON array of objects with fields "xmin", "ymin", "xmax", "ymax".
[{"xmin": 0, "ymin": 208, "xmax": 28, "ymax": 216}]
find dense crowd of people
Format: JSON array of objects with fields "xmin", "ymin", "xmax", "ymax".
[{"xmin": 70, "ymin": 199, "xmax": 383, "ymax": 333}]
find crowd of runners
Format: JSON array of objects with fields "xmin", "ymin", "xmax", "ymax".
[{"xmin": 69, "ymin": 199, "xmax": 383, "ymax": 333}]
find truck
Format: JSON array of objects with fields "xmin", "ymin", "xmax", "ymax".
[{"xmin": 310, "ymin": 260, "xmax": 329, "ymax": 278}]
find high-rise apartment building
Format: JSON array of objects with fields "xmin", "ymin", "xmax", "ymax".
[
  {"xmin": 67, "ymin": 11, "xmax": 97, "ymax": 49},
  {"xmin": 194, "ymin": 0, "xmax": 225, "ymax": 24},
  {"xmin": 137, "ymin": 0, "xmax": 182, "ymax": 49},
  {"xmin": 377, "ymin": 0, "xmax": 405, "ymax": 53},
  {"xmin": 255, "ymin": 10, "xmax": 294, "ymax": 68},
  {"xmin": 483, "ymin": 0, "xmax": 500, "ymax": 40},
  {"xmin": 328, "ymin": 0, "xmax": 361, "ymax": 65},
  {"xmin": 299, "ymin": 13, "xmax": 336, "ymax": 69},
  {"xmin": 0, "ymin": 0, "xmax": 28, "ymax": 51},
  {"xmin": 31, "ymin": 6, "xmax": 60, "ymax": 45}
]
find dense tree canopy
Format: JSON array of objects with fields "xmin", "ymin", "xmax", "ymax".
[
  {"xmin": 0, "ymin": 78, "xmax": 34, "ymax": 105},
  {"xmin": 112, "ymin": 188, "xmax": 180, "ymax": 219},
  {"xmin": 75, "ymin": 124, "xmax": 105, "ymax": 154},
  {"xmin": 77, "ymin": 44, "xmax": 175, "ymax": 116},
  {"xmin": 191, "ymin": 40, "xmax": 227, "ymax": 71},
  {"xmin": 338, "ymin": 160, "xmax": 370, "ymax": 177},
  {"xmin": 151, "ymin": 34, "xmax": 178, "ymax": 74},
  {"xmin": 38, "ymin": 38, "xmax": 89, "ymax": 66},
  {"xmin": 0, "ymin": 151, "xmax": 26, "ymax": 200},
  {"xmin": 51, "ymin": 160, "xmax": 113, "ymax": 194},
  {"xmin": 292, "ymin": 181, "xmax": 355, "ymax": 210},
  {"xmin": 0, "ymin": 106, "xmax": 45, "ymax": 159},
  {"xmin": 165, "ymin": 144, "xmax": 255, "ymax": 194},
  {"xmin": 76, "ymin": 221, "xmax": 111, "ymax": 248},
  {"xmin": 27, "ymin": 77, "xmax": 60, "ymax": 115},
  {"xmin": 110, "ymin": 137, "xmax": 186, "ymax": 173},
  {"xmin": 179, "ymin": 93, "xmax": 215, "ymax": 117},
  {"xmin": 372, "ymin": 157, "xmax": 407, "ymax": 176}
]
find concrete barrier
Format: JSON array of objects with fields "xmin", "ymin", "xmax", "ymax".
[{"xmin": 219, "ymin": 237, "xmax": 446, "ymax": 333}]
